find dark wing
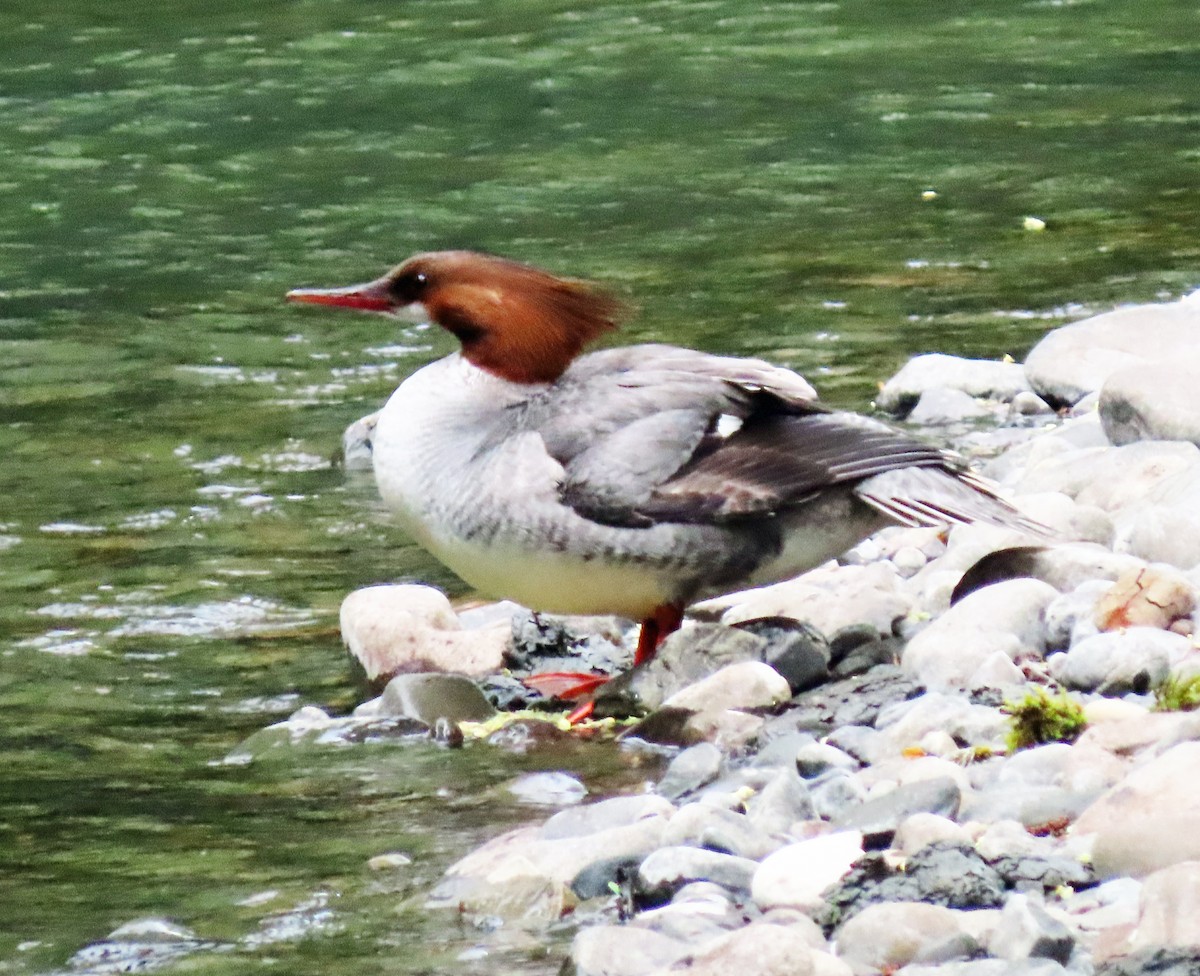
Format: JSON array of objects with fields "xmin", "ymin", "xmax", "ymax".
[
  {"xmin": 639, "ymin": 407, "xmax": 1048, "ymax": 535},
  {"xmin": 636, "ymin": 410, "xmax": 950, "ymax": 522}
]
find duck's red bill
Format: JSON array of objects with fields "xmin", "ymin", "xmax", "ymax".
[{"xmin": 286, "ymin": 279, "xmax": 392, "ymax": 312}]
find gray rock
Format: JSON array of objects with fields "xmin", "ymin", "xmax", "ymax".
[
  {"xmin": 878, "ymin": 353, "xmax": 1032, "ymax": 415},
  {"xmin": 662, "ymin": 803, "xmax": 781, "ymax": 861},
  {"xmin": 1059, "ymin": 876, "xmax": 1142, "ymax": 939},
  {"xmin": 908, "ymin": 386, "xmax": 995, "ymax": 425},
  {"xmin": 1100, "ymin": 359, "xmax": 1200, "ymax": 447},
  {"xmin": 825, "ymin": 725, "xmax": 886, "ymax": 765},
  {"xmin": 1009, "ymin": 391, "xmax": 1055, "ymax": 418},
  {"xmin": 657, "ymin": 742, "xmax": 723, "ymax": 800},
  {"xmin": 379, "ymin": 673, "xmax": 496, "ymax": 725},
  {"xmin": 893, "ymin": 813, "xmax": 972, "ymax": 856},
  {"xmin": 876, "ymin": 693, "xmax": 1009, "ymax": 754},
  {"xmin": 1077, "ymin": 442, "xmax": 1200, "ymax": 513},
  {"xmin": 796, "ymin": 742, "xmax": 860, "ymax": 779},
  {"xmin": 432, "ymin": 814, "xmax": 670, "ymax": 921},
  {"xmin": 700, "ymin": 562, "xmax": 911, "ymax": 643},
  {"xmin": 811, "ymin": 770, "xmax": 869, "ymax": 821},
  {"xmin": 1016, "ymin": 492, "xmax": 1114, "ymax": 546},
  {"xmin": 595, "ymin": 624, "xmax": 766, "ymax": 717},
  {"xmin": 1012, "ymin": 441, "xmax": 1200, "ymax": 514},
  {"xmin": 831, "ymin": 777, "xmax": 962, "ymax": 842},
  {"xmin": 1042, "ymin": 580, "xmax": 1112, "ymax": 652},
  {"xmin": 746, "ymin": 765, "xmax": 817, "ymax": 836},
  {"xmin": 1050, "ymin": 627, "xmax": 1189, "ymax": 694},
  {"xmin": 570, "ymin": 854, "xmax": 645, "ymax": 901},
  {"xmin": 992, "ymin": 893, "xmax": 1075, "ymax": 964},
  {"xmin": 636, "ymin": 846, "xmax": 759, "ymax": 901},
  {"xmin": 779, "ymin": 666, "xmax": 924, "ymax": 736},
  {"xmin": 631, "ymin": 894, "xmax": 742, "ymax": 945},
  {"xmin": 1023, "ymin": 298, "xmax": 1200, "ymax": 407},
  {"xmin": 960, "ymin": 784, "xmax": 1098, "ymax": 830},
  {"xmin": 987, "ymin": 853, "xmax": 1096, "ymax": 895},
  {"xmin": 736, "ymin": 617, "xmax": 831, "ymax": 693},
  {"xmin": 816, "ymin": 843, "xmax": 1006, "ymax": 931}
]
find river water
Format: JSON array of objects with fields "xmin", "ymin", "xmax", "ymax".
[{"xmin": 1, "ymin": 1, "xmax": 1197, "ymax": 973}]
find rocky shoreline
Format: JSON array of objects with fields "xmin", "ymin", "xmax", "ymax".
[{"xmin": 258, "ymin": 292, "xmax": 1200, "ymax": 975}]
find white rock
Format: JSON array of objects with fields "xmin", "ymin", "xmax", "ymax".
[
  {"xmin": 658, "ymin": 922, "xmax": 817, "ymax": 976},
  {"xmin": 1050, "ymin": 627, "xmax": 1188, "ymax": 694},
  {"xmin": 1100, "ymin": 359, "xmax": 1200, "ymax": 447},
  {"xmin": 1074, "ymin": 741, "xmax": 1200, "ymax": 879},
  {"xmin": 876, "ymin": 693, "xmax": 1008, "ymax": 753},
  {"xmin": 698, "ymin": 562, "xmax": 910, "ymax": 639},
  {"xmin": 572, "ymin": 924, "xmax": 687, "ymax": 976},
  {"xmin": 833, "ymin": 901, "xmax": 966, "ymax": 975},
  {"xmin": 902, "ymin": 579, "xmax": 1058, "ymax": 690},
  {"xmin": 893, "ymin": 813, "xmax": 972, "ymax": 856},
  {"xmin": 664, "ymin": 661, "xmax": 791, "ymax": 713},
  {"xmin": 752, "ymin": 831, "xmax": 864, "ymax": 912},
  {"xmin": 1024, "ymin": 299, "xmax": 1200, "ymax": 406},
  {"xmin": 877, "ymin": 353, "xmax": 1032, "ymax": 415},
  {"xmin": 1128, "ymin": 860, "xmax": 1200, "ymax": 950},
  {"xmin": 992, "ymin": 893, "xmax": 1074, "ymax": 964},
  {"xmin": 340, "ymin": 584, "xmax": 508, "ymax": 682}
]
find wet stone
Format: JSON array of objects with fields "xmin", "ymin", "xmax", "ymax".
[
  {"xmin": 506, "ymin": 771, "xmax": 587, "ymax": 807},
  {"xmin": 378, "ymin": 673, "xmax": 496, "ymax": 725}
]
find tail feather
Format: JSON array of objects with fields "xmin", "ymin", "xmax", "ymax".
[{"xmin": 855, "ymin": 466, "xmax": 1052, "ymax": 537}]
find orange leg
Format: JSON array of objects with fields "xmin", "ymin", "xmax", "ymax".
[
  {"xmin": 565, "ymin": 603, "xmax": 685, "ymax": 723},
  {"xmin": 633, "ymin": 602, "xmax": 685, "ymax": 665}
]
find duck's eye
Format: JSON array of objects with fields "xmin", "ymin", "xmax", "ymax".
[{"xmin": 391, "ymin": 271, "xmax": 428, "ymax": 303}]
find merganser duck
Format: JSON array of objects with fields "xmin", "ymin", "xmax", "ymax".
[{"xmin": 288, "ymin": 251, "xmax": 1041, "ymax": 714}]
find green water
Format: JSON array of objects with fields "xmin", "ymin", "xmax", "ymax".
[{"xmin": 1, "ymin": 0, "xmax": 1197, "ymax": 972}]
